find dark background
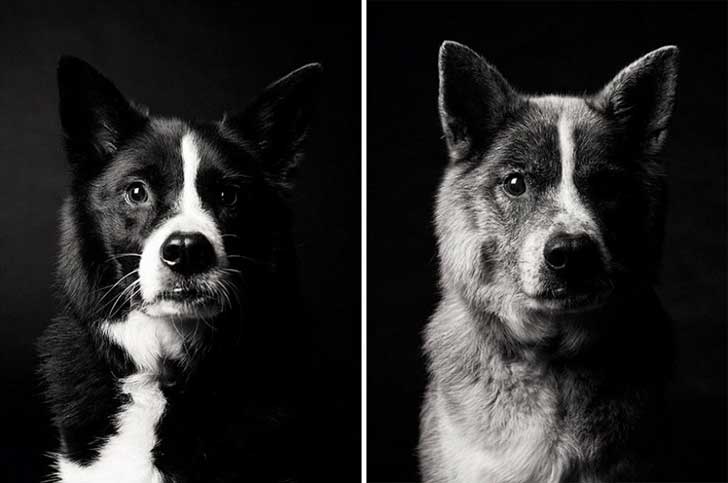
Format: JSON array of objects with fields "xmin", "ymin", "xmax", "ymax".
[
  {"xmin": 368, "ymin": 2, "xmax": 726, "ymax": 482},
  {"xmin": 0, "ymin": 1, "xmax": 360, "ymax": 481}
]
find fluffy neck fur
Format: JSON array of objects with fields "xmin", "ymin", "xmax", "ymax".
[{"xmin": 427, "ymin": 284, "xmax": 670, "ymax": 376}]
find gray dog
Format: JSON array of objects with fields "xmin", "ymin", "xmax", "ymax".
[{"xmin": 420, "ymin": 41, "xmax": 678, "ymax": 482}]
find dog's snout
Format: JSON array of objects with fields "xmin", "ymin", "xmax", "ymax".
[
  {"xmin": 161, "ymin": 232, "xmax": 216, "ymax": 275},
  {"xmin": 543, "ymin": 232, "xmax": 600, "ymax": 273}
]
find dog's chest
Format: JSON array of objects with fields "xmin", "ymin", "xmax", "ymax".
[
  {"xmin": 56, "ymin": 374, "xmax": 167, "ymax": 483},
  {"xmin": 434, "ymin": 368, "xmax": 588, "ymax": 483},
  {"xmin": 56, "ymin": 312, "xmax": 185, "ymax": 482}
]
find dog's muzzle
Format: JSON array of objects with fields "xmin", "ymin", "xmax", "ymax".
[{"xmin": 538, "ymin": 230, "xmax": 612, "ymax": 304}]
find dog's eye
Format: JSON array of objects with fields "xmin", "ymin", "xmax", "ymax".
[
  {"xmin": 125, "ymin": 182, "xmax": 149, "ymax": 205},
  {"xmin": 503, "ymin": 173, "xmax": 526, "ymax": 197},
  {"xmin": 218, "ymin": 187, "xmax": 239, "ymax": 207}
]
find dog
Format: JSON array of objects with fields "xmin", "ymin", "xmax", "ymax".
[
  {"xmin": 39, "ymin": 56, "xmax": 321, "ymax": 482},
  {"xmin": 419, "ymin": 41, "xmax": 678, "ymax": 482}
]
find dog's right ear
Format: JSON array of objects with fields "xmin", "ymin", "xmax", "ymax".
[
  {"xmin": 58, "ymin": 56, "xmax": 147, "ymax": 167},
  {"xmin": 594, "ymin": 46, "xmax": 679, "ymax": 155},
  {"xmin": 438, "ymin": 41, "xmax": 519, "ymax": 161},
  {"xmin": 223, "ymin": 63, "xmax": 322, "ymax": 189}
]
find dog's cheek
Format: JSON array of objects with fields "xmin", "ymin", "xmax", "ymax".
[
  {"xmin": 470, "ymin": 191, "xmax": 508, "ymax": 285},
  {"xmin": 591, "ymin": 183, "xmax": 641, "ymax": 271},
  {"xmin": 489, "ymin": 193, "xmax": 531, "ymax": 290},
  {"xmin": 107, "ymin": 204, "xmax": 152, "ymax": 248},
  {"xmin": 476, "ymin": 239, "xmax": 500, "ymax": 286}
]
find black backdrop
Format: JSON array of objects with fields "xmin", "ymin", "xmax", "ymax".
[
  {"xmin": 0, "ymin": 1, "xmax": 360, "ymax": 481},
  {"xmin": 368, "ymin": 2, "xmax": 726, "ymax": 482}
]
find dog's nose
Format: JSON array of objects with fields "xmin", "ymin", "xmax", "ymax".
[
  {"xmin": 160, "ymin": 232, "xmax": 216, "ymax": 274},
  {"xmin": 543, "ymin": 233, "xmax": 600, "ymax": 272}
]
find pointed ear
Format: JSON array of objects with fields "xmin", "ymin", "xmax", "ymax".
[
  {"xmin": 57, "ymin": 56, "xmax": 147, "ymax": 166},
  {"xmin": 438, "ymin": 41, "xmax": 520, "ymax": 161},
  {"xmin": 224, "ymin": 63, "xmax": 322, "ymax": 187},
  {"xmin": 594, "ymin": 46, "xmax": 679, "ymax": 155}
]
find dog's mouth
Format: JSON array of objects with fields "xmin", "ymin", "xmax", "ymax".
[
  {"xmin": 525, "ymin": 285, "xmax": 613, "ymax": 314},
  {"xmin": 158, "ymin": 286, "xmax": 214, "ymax": 303},
  {"xmin": 144, "ymin": 282, "xmax": 229, "ymax": 319}
]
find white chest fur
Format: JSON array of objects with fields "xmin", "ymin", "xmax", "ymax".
[
  {"xmin": 57, "ymin": 374, "xmax": 166, "ymax": 483},
  {"xmin": 101, "ymin": 310, "xmax": 185, "ymax": 373},
  {"xmin": 56, "ymin": 311, "xmax": 184, "ymax": 482},
  {"xmin": 436, "ymin": 399, "xmax": 571, "ymax": 483}
]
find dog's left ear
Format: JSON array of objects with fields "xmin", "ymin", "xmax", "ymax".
[
  {"xmin": 224, "ymin": 63, "xmax": 322, "ymax": 187},
  {"xmin": 438, "ymin": 41, "xmax": 521, "ymax": 161},
  {"xmin": 595, "ymin": 46, "xmax": 679, "ymax": 155},
  {"xmin": 58, "ymin": 56, "xmax": 148, "ymax": 167}
]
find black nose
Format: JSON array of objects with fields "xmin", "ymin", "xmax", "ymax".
[
  {"xmin": 543, "ymin": 233, "xmax": 600, "ymax": 272},
  {"xmin": 160, "ymin": 232, "xmax": 216, "ymax": 275}
]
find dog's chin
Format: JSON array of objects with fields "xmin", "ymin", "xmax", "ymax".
[{"xmin": 143, "ymin": 290, "xmax": 223, "ymax": 320}]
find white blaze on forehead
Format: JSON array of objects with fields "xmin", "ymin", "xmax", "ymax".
[
  {"xmin": 181, "ymin": 133, "xmax": 203, "ymax": 213},
  {"xmin": 556, "ymin": 113, "xmax": 593, "ymax": 228}
]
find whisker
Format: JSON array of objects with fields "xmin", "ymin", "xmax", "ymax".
[
  {"xmin": 97, "ymin": 269, "xmax": 139, "ymax": 304},
  {"xmin": 220, "ymin": 267, "xmax": 243, "ymax": 275},
  {"xmin": 219, "ymin": 283, "xmax": 233, "ymax": 312},
  {"xmin": 105, "ymin": 253, "xmax": 142, "ymax": 262},
  {"xmin": 219, "ymin": 277, "xmax": 241, "ymax": 308},
  {"xmin": 105, "ymin": 280, "xmax": 140, "ymax": 319},
  {"xmin": 226, "ymin": 254, "xmax": 271, "ymax": 266},
  {"xmin": 190, "ymin": 312, "xmax": 200, "ymax": 346},
  {"xmin": 200, "ymin": 313, "xmax": 217, "ymax": 332},
  {"xmin": 127, "ymin": 285, "xmax": 144, "ymax": 311},
  {"xmin": 205, "ymin": 280, "xmax": 230, "ymax": 318}
]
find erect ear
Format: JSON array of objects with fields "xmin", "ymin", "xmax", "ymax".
[
  {"xmin": 58, "ymin": 56, "xmax": 148, "ymax": 167},
  {"xmin": 223, "ymin": 63, "xmax": 322, "ymax": 187},
  {"xmin": 438, "ymin": 41, "xmax": 520, "ymax": 161},
  {"xmin": 594, "ymin": 46, "xmax": 679, "ymax": 155}
]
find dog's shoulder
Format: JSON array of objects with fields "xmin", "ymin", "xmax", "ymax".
[{"xmin": 38, "ymin": 316, "xmax": 131, "ymax": 466}]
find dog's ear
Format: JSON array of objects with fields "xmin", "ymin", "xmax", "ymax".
[
  {"xmin": 438, "ymin": 41, "xmax": 520, "ymax": 161},
  {"xmin": 594, "ymin": 46, "xmax": 679, "ymax": 155},
  {"xmin": 58, "ymin": 56, "xmax": 147, "ymax": 167},
  {"xmin": 224, "ymin": 63, "xmax": 322, "ymax": 188}
]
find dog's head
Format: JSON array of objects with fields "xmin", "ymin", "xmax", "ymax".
[
  {"xmin": 435, "ymin": 42, "xmax": 678, "ymax": 345},
  {"xmin": 57, "ymin": 57, "xmax": 320, "ymax": 323}
]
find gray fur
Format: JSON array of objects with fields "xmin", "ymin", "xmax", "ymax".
[{"xmin": 420, "ymin": 42, "xmax": 678, "ymax": 482}]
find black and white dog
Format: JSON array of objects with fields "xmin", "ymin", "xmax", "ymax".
[
  {"xmin": 420, "ymin": 42, "xmax": 678, "ymax": 482},
  {"xmin": 40, "ymin": 57, "xmax": 320, "ymax": 482}
]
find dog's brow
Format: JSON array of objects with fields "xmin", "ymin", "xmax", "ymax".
[
  {"xmin": 216, "ymin": 172, "xmax": 254, "ymax": 182},
  {"xmin": 123, "ymin": 165, "xmax": 158, "ymax": 177}
]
